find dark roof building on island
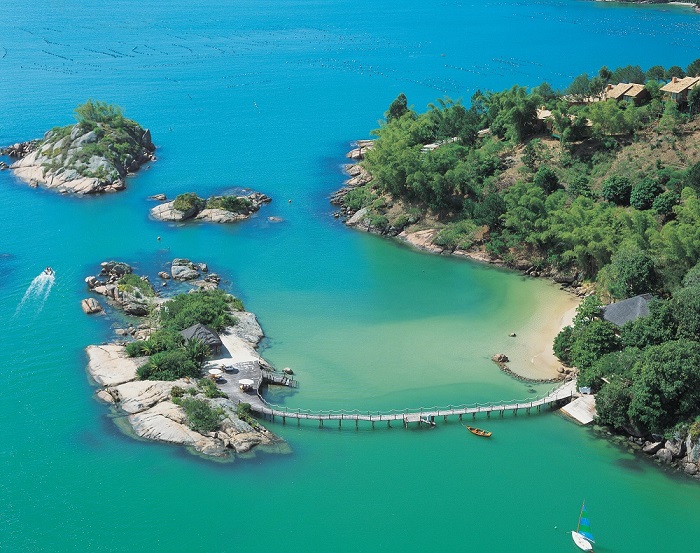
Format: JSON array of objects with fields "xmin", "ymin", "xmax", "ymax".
[
  {"xmin": 602, "ymin": 294, "xmax": 653, "ymax": 327},
  {"xmin": 180, "ymin": 323, "xmax": 223, "ymax": 353}
]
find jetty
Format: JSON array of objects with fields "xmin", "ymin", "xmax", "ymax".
[
  {"xmin": 227, "ymin": 378, "xmax": 578, "ymax": 429},
  {"xmin": 205, "ymin": 327, "xmax": 580, "ymax": 430}
]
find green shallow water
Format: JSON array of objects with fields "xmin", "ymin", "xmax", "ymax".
[{"xmin": 2, "ymin": 1, "xmax": 700, "ymax": 551}]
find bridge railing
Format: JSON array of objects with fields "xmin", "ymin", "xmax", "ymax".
[{"xmin": 251, "ymin": 381, "xmax": 573, "ymax": 419}]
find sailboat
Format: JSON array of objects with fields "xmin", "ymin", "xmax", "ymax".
[{"xmin": 571, "ymin": 501, "xmax": 595, "ymax": 551}]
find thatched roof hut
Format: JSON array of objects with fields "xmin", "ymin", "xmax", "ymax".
[
  {"xmin": 180, "ymin": 323, "xmax": 223, "ymax": 353},
  {"xmin": 602, "ymin": 294, "xmax": 652, "ymax": 327}
]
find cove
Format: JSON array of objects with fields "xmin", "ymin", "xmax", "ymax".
[{"xmin": 2, "ymin": 1, "xmax": 700, "ymax": 551}]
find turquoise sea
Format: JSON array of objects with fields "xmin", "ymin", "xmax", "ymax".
[{"xmin": 2, "ymin": 1, "xmax": 700, "ymax": 551}]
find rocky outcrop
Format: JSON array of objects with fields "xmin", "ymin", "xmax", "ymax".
[
  {"xmin": 85, "ymin": 261, "xmax": 157, "ymax": 317},
  {"xmin": 150, "ymin": 192, "xmax": 271, "ymax": 224},
  {"xmin": 81, "ymin": 297, "xmax": 103, "ymax": 314},
  {"xmin": 86, "ymin": 344, "xmax": 145, "ymax": 386},
  {"xmin": 228, "ymin": 311, "xmax": 265, "ymax": 346},
  {"xmin": 345, "ymin": 139, "xmax": 374, "ymax": 160},
  {"xmin": 150, "ymin": 201, "xmax": 198, "ymax": 222},
  {"xmin": 635, "ymin": 431, "xmax": 700, "ymax": 480},
  {"xmin": 1, "ymin": 140, "xmax": 39, "ymax": 158},
  {"xmin": 7, "ymin": 118, "xmax": 155, "ymax": 195},
  {"xmin": 90, "ymin": 347, "xmax": 279, "ymax": 458}
]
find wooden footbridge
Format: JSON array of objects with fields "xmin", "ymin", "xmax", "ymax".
[{"xmin": 247, "ymin": 379, "xmax": 578, "ymax": 429}]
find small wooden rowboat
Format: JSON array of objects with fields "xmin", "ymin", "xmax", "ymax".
[{"xmin": 465, "ymin": 425, "xmax": 492, "ymax": 437}]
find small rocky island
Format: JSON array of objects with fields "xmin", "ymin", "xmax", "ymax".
[
  {"xmin": 2, "ymin": 100, "xmax": 155, "ymax": 194},
  {"xmin": 84, "ymin": 259, "xmax": 287, "ymax": 459},
  {"xmin": 150, "ymin": 191, "xmax": 271, "ymax": 224}
]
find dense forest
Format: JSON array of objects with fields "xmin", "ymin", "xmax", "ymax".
[{"xmin": 339, "ymin": 60, "xmax": 700, "ymax": 437}]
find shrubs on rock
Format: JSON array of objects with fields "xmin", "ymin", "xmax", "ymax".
[
  {"xmin": 160, "ymin": 289, "xmax": 241, "ymax": 332},
  {"xmin": 175, "ymin": 397, "xmax": 224, "ymax": 434},
  {"xmin": 173, "ymin": 192, "xmax": 206, "ymax": 213},
  {"xmin": 117, "ymin": 273, "xmax": 155, "ymax": 298},
  {"xmin": 136, "ymin": 349, "xmax": 199, "ymax": 380},
  {"xmin": 206, "ymin": 196, "xmax": 252, "ymax": 213}
]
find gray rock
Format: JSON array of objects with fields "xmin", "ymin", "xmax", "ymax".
[
  {"xmin": 686, "ymin": 435, "xmax": 700, "ymax": 463},
  {"xmin": 81, "ymin": 297, "xmax": 103, "ymax": 314},
  {"xmin": 655, "ymin": 448, "xmax": 673, "ymax": 463},
  {"xmin": 347, "ymin": 207, "xmax": 369, "ymax": 227},
  {"xmin": 491, "ymin": 353, "xmax": 509, "ymax": 364},
  {"xmin": 666, "ymin": 438, "xmax": 686, "ymax": 458},
  {"xmin": 149, "ymin": 193, "xmax": 167, "ymax": 201},
  {"xmin": 122, "ymin": 297, "xmax": 150, "ymax": 316},
  {"xmin": 684, "ymin": 462, "xmax": 699, "ymax": 476},
  {"xmin": 171, "ymin": 264, "xmax": 200, "ymax": 281},
  {"xmin": 86, "ymin": 344, "xmax": 144, "ymax": 386},
  {"xmin": 195, "ymin": 208, "xmax": 247, "ymax": 224},
  {"xmin": 228, "ymin": 311, "xmax": 265, "ymax": 345},
  {"xmin": 643, "ymin": 441, "xmax": 664, "ymax": 455},
  {"xmin": 150, "ymin": 200, "xmax": 197, "ymax": 221},
  {"xmin": 158, "ymin": 271, "xmax": 170, "ymax": 279}
]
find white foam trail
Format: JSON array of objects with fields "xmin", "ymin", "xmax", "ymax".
[{"xmin": 14, "ymin": 272, "xmax": 55, "ymax": 316}]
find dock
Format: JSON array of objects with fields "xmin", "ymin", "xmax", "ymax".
[
  {"xmin": 246, "ymin": 379, "xmax": 579, "ymax": 429},
  {"xmin": 560, "ymin": 393, "xmax": 597, "ymax": 425},
  {"xmin": 204, "ymin": 330, "xmax": 582, "ymax": 431}
]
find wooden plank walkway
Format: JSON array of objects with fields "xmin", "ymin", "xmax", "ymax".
[{"xmin": 248, "ymin": 379, "xmax": 578, "ymax": 428}]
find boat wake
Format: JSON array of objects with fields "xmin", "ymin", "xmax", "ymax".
[{"xmin": 15, "ymin": 271, "xmax": 55, "ymax": 316}]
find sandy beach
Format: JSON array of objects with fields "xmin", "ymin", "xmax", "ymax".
[{"xmin": 501, "ymin": 284, "xmax": 580, "ymax": 381}]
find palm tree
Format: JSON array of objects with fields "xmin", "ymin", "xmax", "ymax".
[{"xmin": 183, "ymin": 338, "xmax": 210, "ymax": 367}]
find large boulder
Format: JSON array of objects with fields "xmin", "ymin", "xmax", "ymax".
[
  {"xmin": 642, "ymin": 441, "xmax": 665, "ymax": 455},
  {"xmin": 665, "ymin": 438, "xmax": 686, "ymax": 459},
  {"xmin": 111, "ymin": 379, "xmax": 187, "ymax": 414},
  {"xmin": 150, "ymin": 200, "xmax": 198, "ymax": 221},
  {"xmin": 228, "ymin": 311, "xmax": 265, "ymax": 346},
  {"xmin": 81, "ymin": 297, "xmax": 103, "ymax": 314},
  {"xmin": 128, "ymin": 401, "xmax": 224, "ymax": 456},
  {"xmin": 686, "ymin": 435, "xmax": 700, "ymax": 463},
  {"xmin": 171, "ymin": 264, "xmax": 200, "ymax": 281},
  {"xmin": 195, "ymin": 208, "xmax": 247, "ymax": 224},
  {"xmin": 86, "ymin": 344, "xmax": 144, "ymax": 386},
  {"xmin": 655, "ymin": 448, "xmax": 673, "ymax": 464}
]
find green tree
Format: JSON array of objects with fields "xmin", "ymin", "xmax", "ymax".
[
  {"xmin": 137, "ymin": 349, "xmax": 200, "ymax": 380},
  {"xmin": 652, "ymin": 190, "xmax": 679, "ymax": 217},
  {"xmin": 666, "ymin": 66, "xmax": 686, "ymax": 80},
  {"xmin": 630, "ymin": 177, "xmax": 663, "ymax": 210},
  {"xmin": 601, "ymin": 175, "xmax": 632, "ymax": 206},
  {"xmin": 687, "ymin": 58, "xmax": 700, "ymax": 78},
  {"xmin": 533, "ymin": 165, "xmax": 559, "ymax": 194},
  {"xmin": 566, "ymin": 74, "xmax": 591, "ymax": 101},
  {"xmin": 568, "ymin": 175, "xmax": 594, "ymax": 199},
  {"xmin": 596, "ymin": 377, "xmax": 633, "ymax": 429},
  {"xmin": 385, "ymin": 93, "xmax": 410, "ymax": 122},
  {"xmin": 628, "ymin": 340, "xmax": 700, "ymax": 432},
  {"xmin": 672, "ymin": 284, "xmax": 700, "ymax": 341},
  {"xmin": 178, "ymin": 398, "xmax": 224, "ymax": 433},
  {"xmin": 74, "ymin": 99, "xmax": 124, "ymax": 126},
  {"xmin": 184, "ymin": 338, "xmax": 211, "ymax": 367},
  {"xmin": 600, "ymin": 245, "xmax": 657, "ymax": 299},
  {"xmin": 611, "ymin": 65, "xmax": 646, "ymax": 85},
  {"xmin": 569, "ymin": 319, "xmax": 621, "ymax": 370},
  {"xmin": 646, "ymin": 65, "xmax": 666, "ymax": 82},
  {"xmin": 621, "ymin": 299, "xmax": 677, "ymax": 349}
]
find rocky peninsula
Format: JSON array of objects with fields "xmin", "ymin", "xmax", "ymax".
[
  {"xmin": 84, "ymin": 259, "xmax": 286, "ymax": 459},
  {"xmin": 3, "ymin": 101, "xmax": 155, "ymax": 194},
  {"xmin": 150, "ymin": 191, "xmax": 271, "ymax": 224}
]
